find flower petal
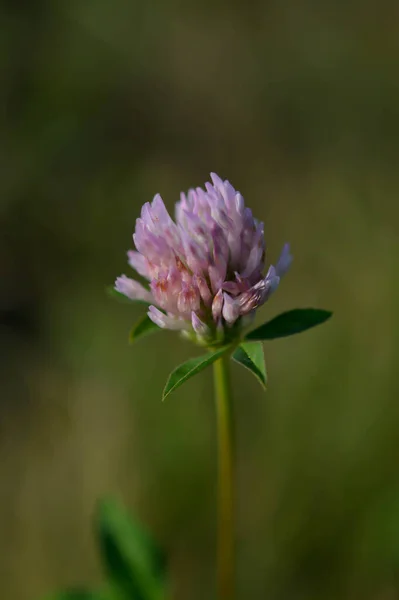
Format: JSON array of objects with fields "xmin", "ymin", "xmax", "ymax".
[
  {"xmin": 237, "ymin": 275, "xmax": 279, "ymax": 315},
  {"xmin": 191, "ymin": 312, "xmax": 211, "ymax": 337},
  {"xmin": 264, "ymin": 265, "xmax": 280, "ymax": 293},
  {"xmin": 193, "ymin": 274, "xmax": 212, "ymax": 307},
  {"xmin": 212, "ymin": 289, "xmax": 224, "ymax": 322},
  {"xmin": 275, "ymin": 243, "xmax": 292, "ymax": 277},
  {"xmin": 222, "ymin": 293, "xmax": 240, "ymax": 324},
  {"xmin": 147, "ymin": 306, "xmax": 189, "ymax": 330},
  {"xmin": 127, "ymin": 251, "xmax": 150, "ymax": 279},
  {"xmin": 177, "ymin": 282, "xmax": 201, "ymax": 315},
  {"xmin": 115, "ymin": 275, "xmax": 154, "ymax": 303}
]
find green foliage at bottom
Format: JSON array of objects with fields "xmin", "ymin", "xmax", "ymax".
[{"xmin": 44, "ymin": 500, "xmax": 166, "ymax": 600}]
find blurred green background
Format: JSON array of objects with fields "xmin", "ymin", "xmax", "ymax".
[{"xmin": 1, "ymin": 1, "xmax": 399, "ymax": 599}]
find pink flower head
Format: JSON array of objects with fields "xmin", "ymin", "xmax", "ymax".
[{"xmin": 115, "ymin": 173, "xmax": 292, "ymax": 345}]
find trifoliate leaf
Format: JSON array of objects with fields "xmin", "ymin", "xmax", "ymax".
[
  {"xmin": 246, "ymin": 308, "xmax": 332, "ymax": 341},
  {"xmin": 232, "ymin": 341, "xmax": 267, "ymax": 389},
  {"xmin": 162, "ymin": 347, "xmax": 230, "ymax": 401}
]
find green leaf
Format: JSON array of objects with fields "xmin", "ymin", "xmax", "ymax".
[
  {"xmin": 96, "ymin": 498, "xmax": 166, "ymax": 600},
  {"xmin": 232, "ymin": 341, "xmax": 267, "ymax": 389},
  {"xmin": 245, "ymin": 308, "xmax": 332, "ymax": 341},
  {"xmin": 129, "ymin": 314, "xmax": 160, "ymax": 344},
  {"xmin": 45, "ymin": 590, "xmax": 106, "ymax": 600},
  {"xmin": 106, "ymin": 286, "xmax": 150, "ymax": 306},
  {"xmin": 162, "ymin": 347, "xmax": 230, "ymax": 401}
]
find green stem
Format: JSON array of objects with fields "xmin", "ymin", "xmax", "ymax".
[{"xmin": 213, "ymin": 353, "xmax": 235, "ymax": 600}]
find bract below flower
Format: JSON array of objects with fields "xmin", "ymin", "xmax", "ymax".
[{"xmin": 115, "ymin": 173, "xmax": 292, "ymax": 345}]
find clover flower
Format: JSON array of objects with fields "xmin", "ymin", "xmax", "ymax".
[{"xmin": 115, "ymin": 173, "xmax": 292, "ymax": 345}]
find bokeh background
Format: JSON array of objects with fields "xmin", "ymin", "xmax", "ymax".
[{"xmin": 2, "ymin": 1, "xmax": 399, "ymax": 599}]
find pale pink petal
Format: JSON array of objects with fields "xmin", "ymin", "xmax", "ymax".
[
  {"xmin": 115, "ymin": 275, "xmax": 154, "ymax": 303},
  {"xmin": 237, "ymin": 274, "xmax": 279, "ymax": 316},
  {"xmin": 193, "ymin": 274, "xmax": 212, "ymax": 307},
  {"xmin": 127, "ymin": 251, "xmax": 150, "ymax": 279},
  {"xmin": 191, "ymin": 312, "xmax": 210, "ymax": 337},
  {"xmin": 222, "ymin": 293, "xmax": 240, "ymax": 324},
  {"xmin": 177, "ymin": 282, "xmax": 201, "ymax": 315},
  {"xmin": 275, "ymin": 243, "xmax": 292, "ymax": 277},
  {"xmin": 147, "ymin": 306, "xmax": 190, "ymax": 330},
  {"xmin": 212, "ymin": 289, "xmax": 224, "ymax": 322}
]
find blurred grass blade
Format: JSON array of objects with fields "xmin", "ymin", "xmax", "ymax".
[
  {"xmin": 232, "ymin": 341, "xmax": 267, "ymax": 389},
  {"xmin": 106, "ymin": 286, "xmax": 151, "ymax": 306},
  {"xmin": 129, "ymin": 314, "xmax": 160, "ymax": 344},
  {"xmin": 245, "ymin": 308, "xmax": 332, "ymax": 341},
  {"xmin": 162, "ymin": 347, "xmax": 230, "ymax": 401},
  {"xmin": 96, "ymin": 498, "xmax": 166, "ymax": 600}
]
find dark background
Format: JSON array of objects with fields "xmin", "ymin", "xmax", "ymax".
[{"xmin": 1, "ymin": 2, "xmax": 399, "ymax": 599}]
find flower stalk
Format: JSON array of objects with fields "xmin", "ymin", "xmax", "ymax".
[
  {"xmin": 213, "ymin": 353, "xmax": 235, "ymax": 600},
  {"xmin": 111, "ymin": 172, "xmax": 333, "ymax": 600}
]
